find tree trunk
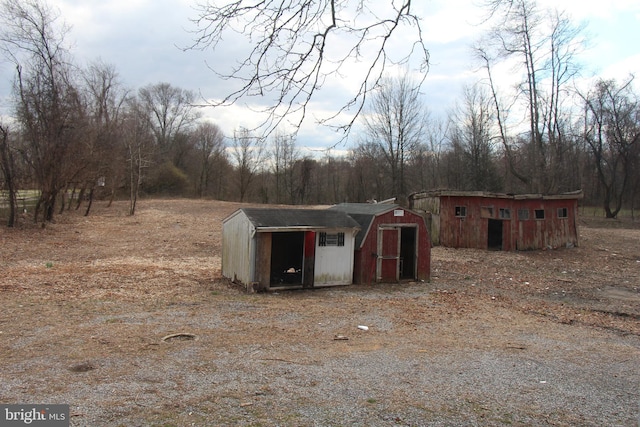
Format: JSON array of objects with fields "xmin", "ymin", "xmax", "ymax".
[
  {"xmin": 107, "ymin": 187, "xmax": 116, "ymax": 207},
  {"xmin": 67, "ymin": 185, "xmax": 76, "ymax": 211},
  {"xmin": 84, "ymin": 187, "xmax": 94, "ymax": 216},
  {"xmin": 0, "ymin": 126, "xmax": 18, "ymax": 227},
  {"xmin": 59, "ymin": 184, "xmax": 68, "ymax": 214},
  {"xmin": 76, "ymin": 185, "xmax": 86, "ymax": 210}
]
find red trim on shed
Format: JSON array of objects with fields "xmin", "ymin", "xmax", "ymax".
[{"xmin": 352, "ymin": 207, "xmax": 430, "ymax": 284}]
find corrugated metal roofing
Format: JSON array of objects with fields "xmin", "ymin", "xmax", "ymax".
[{"xmin": 240, "ymin": 208, "xmax": 360, "ymax": 229}]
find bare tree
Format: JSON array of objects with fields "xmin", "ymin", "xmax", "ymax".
[
  {"xmin": 0, "ymin": 123, "xmax": 18, "ymax": 226},
  {"xmin": 1, "ymin": 0, "xmax": 81, "ymax": 224},
  {"xmin": 293, "ymin": 157, "xmax": 315, "ymax": 204},
  {"xmin": 475, "ymin": 46, "xmax": 529, "ymax": 188},
  {"xmin": 138, "ymin": 82, "xmax": 200, "ymax": 161},
  {"xmin": 349, "ymin": 141, "xmax": 386, "ymax": 202},
  {"xmin": 408, "ymin": 116, "xmax": 447, "ymax": 192},
  {"xmin": 79, "ymin": 60, "xmax": 128, "ymax": 214},
  {"xmin": 542, "ymin": 9, "xmax": 584, "ymax": 192},
  {"xmin": 192, "ymin": 121, "xmax": 225, "ymax": 198},
  {"xmin": 361, "ymin": 72, "xmax": 426, "ymax": 198},
  {"xmin": 230, "ymin": 127, "xmax": 265, "ymax": 202},
  {"xmin": 270, "ymin": 131, "xmax": 299, "ymax": 204},
  {"xmin": 187, "ymin": 1, "xmax": 428, "ymax": 138},
  {"xmin": 448, "ymin": 84, "xmax": 501, "ymax": 191},
  {"xmin": 580, "ymin": 77, "xmax": 640, "ymax": 218},
  {"xmin": 320, "ymin": 154, "xmax": 349, "ymax": 204},
  {"xmin": 476, "ymin": 0, "xmax": 584, "ymax": 193},
  {"xmin": 122, "ymin": 98, "xmax": 154, "ymax": 216}
]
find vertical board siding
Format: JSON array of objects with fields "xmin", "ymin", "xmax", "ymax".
[
  {"xmin": 255, "ymin": 233, "xmax": 272, "ymax": 286},
  {"xmin": 354, "ymin": 208, "xmax": 430, "ymax": 284},
  {"xmin": 222, "ymin": 211, "xmax": 254, "ymax": 285},
  {"xmin": 378, "ymin": 227, "xmax": 400, "ymax": 282},
  {"xmin": 413, "ymin": 194, "xmax": 580, "ymax": 251}
]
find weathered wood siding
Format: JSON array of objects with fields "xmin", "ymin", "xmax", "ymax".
[
  {"xmin": 410, "ymin": 196, "xmax": 440, "ymax": 246},
  {"xmin": 222, "ymin": 207, "xmax": 361, "ymax": 290},
  {"xmin": 354, "ymin": 208, "xmax": 430, "ymax": 284},
  {"xmin": 435, "ymin": 195, "xmax": 579, "ymax": 251},
  {"xmin": 221, "ymin": 210, "xmax": 255, "ymax": 285},
  {"xmin": 512, "ymin": 199, "xmax": 579, "ymax": 250},
  {"xmin": 255, "ymin": 232, "xmax": 272, "ymax": 286}
]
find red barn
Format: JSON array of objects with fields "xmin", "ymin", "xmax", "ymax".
[
  {"xmin": 408, "ymin": 190, "xmax": 583, "ymax": 251},
  {"xmin": 330, "ymin": 203, "xmax": 430, "ymax": 284}
]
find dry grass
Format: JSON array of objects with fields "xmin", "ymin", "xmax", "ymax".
[{"xmin": 0, "ymin": 199, "xmax": 638, "ymax": 426}]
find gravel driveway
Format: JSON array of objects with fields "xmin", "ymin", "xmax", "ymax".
[{"xmin": 0, "ymin": 200, "xmax": 638, "ymax": 426}]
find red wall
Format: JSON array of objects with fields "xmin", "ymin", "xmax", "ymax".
[
  {"xmin": 353, "ymin": 208, "xmax": 430, "ymax": 284},
  {"xmin": 439, "ymin": 196, "xmax": 579, "ymax": 250}
]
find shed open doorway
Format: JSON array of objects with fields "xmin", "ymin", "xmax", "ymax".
[
  {"xmin": 400, "ymin": 226, "xmax": 417, "ymax": 280},
  {"xmin": 270, "ymin": 232, "xmax": 304, "ymax": 286},
  {"xmin": 487, "ymin": 219, "xmax": 503, "ymax": 250},
  {"xmin": 377, "ymin": 225, "xmax": 418, "ymax": 282}
]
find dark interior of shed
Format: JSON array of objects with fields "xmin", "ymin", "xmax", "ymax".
[
  {"xmin": 270, "ymin": 232, "xmax": 304, "ymax": 286},
  {"xmin": 400, "ymin": 227, "xmax": 417, "ymax": 279},
  {"xmin": 488, "ymin": 219, "xmax": 503, "ymax": 250}
]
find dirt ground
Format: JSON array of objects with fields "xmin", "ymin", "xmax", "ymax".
[{"xmin": 0, "ymin": 199, "xmax": 638, "ymax": 426}]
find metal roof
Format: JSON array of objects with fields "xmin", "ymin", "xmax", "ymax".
[
  {"xmin": 329, "ymin": 203, "xmax": 399, "ymax": 216},
  {"xmin": 239, "ymin": 208, "xmax": 360, "ymax": 230},
  {"xmin": 409, "ymin": 189, "xmax": 584, "ymax": 201},
  {"xmin": 329, "ymin": 203, "xmax": 403, "ymax": 248}
]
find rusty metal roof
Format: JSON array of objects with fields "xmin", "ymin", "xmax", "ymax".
[{"xmin": 409, "ymin": 189, "xmax": 584, "ymax": 200}]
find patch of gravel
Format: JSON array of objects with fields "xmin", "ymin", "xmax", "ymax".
[
  {"xmin": 1, "ymin": 200, "xmax": 639, "ymax": 426},
  {"xmin": 4, "ymin": 289, "xmax": 638, "ymax": 427}
]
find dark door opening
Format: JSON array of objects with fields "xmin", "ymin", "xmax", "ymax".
[
  {"xmin": 270, "ymin": 232, "xmax": 304, "ymax": 286},
  {"xmin": 400, "ymin": 227, "xmax": 417, "ymax": 279},
  {"xmin": 487, "ymin": 219, "xmax": 503, "ymax": 250}
]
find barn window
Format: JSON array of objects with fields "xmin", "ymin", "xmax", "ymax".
[
  {"xmin": 455, "ymin": 206, "xmax": 467, "ymax": 217},
  {"xmin": 499, "ymin": 208, "xmax": 511, "ymax": 219},
  {"xmin": 557, "ymin": 207, "xmax": 568, "ymax": 218},
  {"xmin": 518, "ymin": 209, "xmax": 530, "ymax": 220},
  {"xmin": 319, "ymin": 232, "xmax": 345, "ymax": 247},
  {"xmin": 480, "ymin": 206, "xmax": 494, "ymax": 218},
  {"xmin": 534, "ymin": 209, "xmax": 545, "ymax": 219}
]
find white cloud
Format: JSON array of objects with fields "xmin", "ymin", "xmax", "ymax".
[
  {"xmin": 600, "ymin": 53, "xmax": 640, "ymax": 82},
  {"xmin": 0, "ymin": 0, "xmax": 636, "ymax": 150},
  {"xmin": 421, "ymin": 1, "xmax": 488, "ymax": 44},
  {"xmin": 538, "ymin": 0, "xmax": 640, "ymax": 21}
]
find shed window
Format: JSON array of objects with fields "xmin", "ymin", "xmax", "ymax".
[
  {"xmin": 558, "ymin": 207, "xmax": 568, "ymax": 218},
  {"xmin": 517, "ymin": 209, "xmax": 530, "ymax": 220},
  {"xmin": 480, "ymin": 206, "xmax": 494, "ymax": 218},
  {"xmin": 534, "ymin": 209, "xmax": 545, "ymax": 220},
  {"xmin": 319, "ymin": 232, "xmax": 345, "ymax": 247},
  {"xmin": 455, "ymin": 206, "xmax": 467, "ymax": 217},
  {"xmin": 499, "ymin": 208, "xmax": 511, "ymax": 219}
]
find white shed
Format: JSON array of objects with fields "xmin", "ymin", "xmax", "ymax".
[{"xmin": 222, "ymin": 208, "xmax": 360, "ymax": 291}]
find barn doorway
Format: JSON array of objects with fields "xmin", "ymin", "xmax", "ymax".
[
  {"xmin": 400, "ymin": 226, "xmax": 417, "ymax": 280},
  {"xmin": 377, "ymin": 225, "xmax": 418, "ymax": 282},
  {"xmin": 487, "ymin": 219, "xmax": 503, "ymax": 250},
  {"xmin": 270, "ymin": 232, "xmax": 304, "ymax": 286}
]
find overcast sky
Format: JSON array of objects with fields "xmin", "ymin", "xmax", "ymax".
[{"xmin": 1, "ymin": 0, "xmax": 638, "ymax": 153}]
